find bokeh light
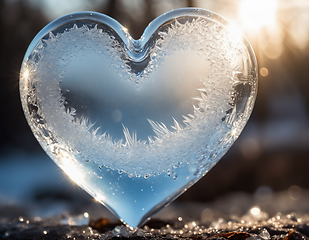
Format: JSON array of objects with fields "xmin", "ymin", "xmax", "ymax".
[
  {"xmin": 260, "ymin": 67, "xmax": 269, "ymax": 77},
  {"xmin": 289, "ymin": 185, "xmax": 302, "ymax": 200},
  {"xmin": 250, "ymin": 206, "xmax": 260, "ymax": 216}
]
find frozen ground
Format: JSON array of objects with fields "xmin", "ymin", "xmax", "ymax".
[
  {"xmin": 1, "ymin": 194, "xmax": 309, "ymax": 239},
  {"xmin": 1, "ymin": 153, "xmax": 309, "ymax": 239}
]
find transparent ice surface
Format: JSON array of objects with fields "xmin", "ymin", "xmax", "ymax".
[{"xmin": 20, "ymin": 9, "xmax": 257, "ymax": 228}]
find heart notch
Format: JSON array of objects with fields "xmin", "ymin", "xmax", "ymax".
[{"xmin": 20, "ymin": 8, "xmax": 257, "ymax": 228}]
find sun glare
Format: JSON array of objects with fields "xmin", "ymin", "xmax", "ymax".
[
  {"xmin": 227, "ymin": 23, "xmax": 243, "ymax": 42},
  {"xmin": 23, "ymin": 68, "xmax": 29, "ymax": 80},
  {"xmin": 240, "ymin": 0, "xmax": 277, "ymax": 30},
  {"xmin": 56, "ymin": 147, "xmax": 85, "ymax": 185}
]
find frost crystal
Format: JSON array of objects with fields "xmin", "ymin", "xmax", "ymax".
[{"xmin": 20, "ymin": 18, "xmax": 257, "ymax": 177}]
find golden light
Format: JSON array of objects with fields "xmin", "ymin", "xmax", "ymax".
[
  {"xmin": 263, "ymin": 43, "xmax": 283, "ymax": 59},
  {"xmin": 122, "ymin": 27, "xmax": 128, "ymax": 33},
  {"xmin": 250, "ymin": 206, "xmax": 261, "ymax": 216},
  {"xmin": 239, "ymin": 0, "xmax": 277, "ymax": 30},
  {"xmin": 23, "ymin": 68, "xmax": 29, "ymax": 80},
  {"xmin": 260, "ymin": 67, "xmax": 269, "ymax": 77},
  {"xmin": 94, "ymin": 194, "xmax": 106, "ymax": 202}
]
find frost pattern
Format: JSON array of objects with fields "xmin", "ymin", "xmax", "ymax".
[{"xmin": 20, "ymin": 19, "xmax": 257, "ymax": 177}]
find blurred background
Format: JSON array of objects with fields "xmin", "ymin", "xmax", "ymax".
[{"xmin": 1, "ymin": 0, "xmax": 309, "ymax": 221}]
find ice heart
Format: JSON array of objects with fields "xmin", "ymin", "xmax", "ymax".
[{"xmin": 20, "ymin": 8, "xmax": 257, "ymax": 228}]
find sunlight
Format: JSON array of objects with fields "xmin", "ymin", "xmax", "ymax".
[
  {"xmin": 239, "ymin": 0, "xmax": 277, "ymax": 30},
  {"xmin": 227, "ymin": 23, "xmax": 243, "ymax": 42},
  {"xmin": 122, "ymin": 27, "xmax": 129, "ymax": 33},
  {"xmin": 55, "ymin": 147, "xmax": 84, "ymax": 185},
  {"xmin": 94, "ymin": 194, "xmax": 106, "ymax": 202},
  {"xmin": 64, "ymin": 163, "xmax": 84, "ymax": 185},
  {"xmin": 22, "ymin": 68, "xmax": 29, "ymax": 80}
]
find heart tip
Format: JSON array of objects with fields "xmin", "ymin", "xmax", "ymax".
[
  {"xmin": 120, "ymin": 216, "xmax": 151, "ymax": 231},
  {"xmin": 120, "ymin": 219, "xmax": 137, "ymax": 231}
]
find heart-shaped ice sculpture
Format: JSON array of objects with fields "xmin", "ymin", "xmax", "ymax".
[{"xmin": 20, "ymin": 8, "xmax": 257, "ymax": 228}]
